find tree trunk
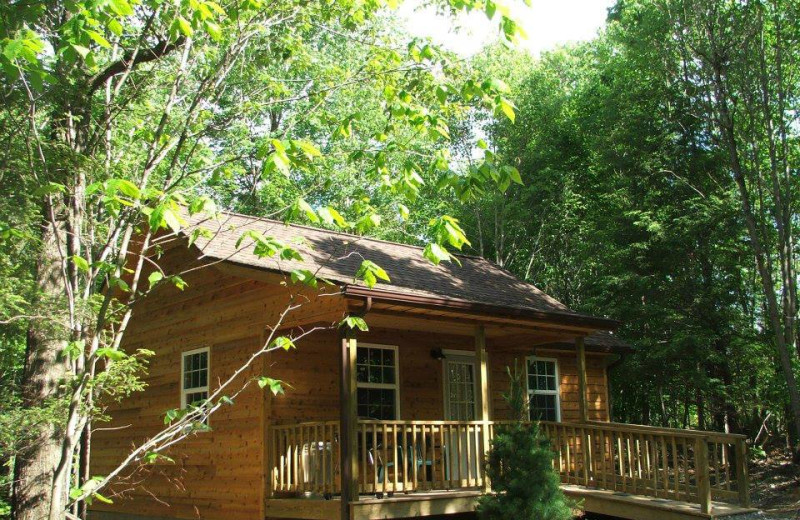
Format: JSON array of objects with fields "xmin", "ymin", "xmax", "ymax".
[{"xmin": 13, "ymin": 207, "xmax": 71, "ymax": 520}]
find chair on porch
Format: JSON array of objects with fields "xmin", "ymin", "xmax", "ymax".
[{"xmin": 375, "ymin": 437, "xmax": 441, "ymax": 487}]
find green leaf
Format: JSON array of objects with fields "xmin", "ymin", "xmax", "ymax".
[
  {"xmin": 64, "ymin": 340, "xmax": 85, "ymax": 360},
  {"xmin": 177, "ymin": 16, "xmax": 194, "ymax": 36},
  {"xmin": 290, "ymin": 269, "xmax": 317, "ymax": 288},
  {"xmin": 95, "ymin": 348, "xmax": 127, "ymax": 362},
  {"xmin": 204, "ymin": 20, "xmax": 222, "ymax": 41},
  {"xmin": 71, "ymin": 44, "xmax": 91, "ymax": 59},
  {"xmin": 270, "ymin": 336, "xmax": 295, "ymax": 351},
  {"xmin": 398, "ymin": 203, "xmax": 410, "ymax": 221},
  {"xmin": 295, "ymin": 198, "xmax": 319, "ymax": 223},
  {"xmin": 356, "ymin": 260, "xmax": 390, "ymax": 288},
  {"xmin": 144, "ymin": 452, "xmax": 175, "ymax": 464},
  {"xmin": 317, "ymin": 206, "xmax": 347, "ymax": 228},
  {"xmin": 86, "ymin": 30, "xmax": 111, "ymax": 49},
  {"xmin": 108, "ymin": 19, "xmax": 123, "ymax": 36},
  {"xmin": 109, "ymin": 0, "xmax": 134, "ymax": 16},
  {"xmin": 258, "ymin": 377, "xmax": 285, "ymax": 395},
  {"xmin": 71, "ymin": 256, "xmax": 89, "ymax": 272},
  {"xmin": 498, "ymin": 97, "xmax": 516, "ymax": 122},
  {"xmin": 34, "ymin": 181, "xmax": 66, "ymax": 197},
  {"xmin": 110, "ymin": 178, "xmax": 141, "ymax": 200},
  {"xmin": 423, "ymin": 243, "xmax": 450, "ymax": 265},
  {"xmin": 148, "ymin": 271, "xmax": 163, "ymax": 290},
  {"xmin": 169, "ymin": 275, "xmax": 187, "ymax": 291},
  {"xmin": 340, "ymin": 316, "xmax": 369, "ymax": 331},
  {"xmin": 162, "ymin": 207, "xmax": 185, "ymax": 233}
]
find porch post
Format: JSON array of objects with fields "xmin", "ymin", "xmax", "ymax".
[
  {"xmin": 475, "ymin": 324, "xmax": 491, "ymax": 492},
  {"xmin": 339, "ymin": 329, "xmax": 359, "ymax": 520},
  {"xmin": 576, "ymin": 336, "xmax": 589, "ymax": 423},
  {"xmin": 576, "ymin": 336, "xmax": 592, "ymax": 484}
]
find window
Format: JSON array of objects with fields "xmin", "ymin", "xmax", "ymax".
[
  {"xmin": 182, "ymin": 347, "xmax": 209, "ymax": 409},
  {"xmin": 526, "ymin": 357, "xmax": 560, "ymax": 422},
  {"xmin": 356, "ymin": 344, "xmax": 398, "ymax": 420}
]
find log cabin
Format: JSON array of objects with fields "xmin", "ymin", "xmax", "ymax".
[{"xmin": 90, "ymin": 210, "xmax": 754, "ymax": 520}]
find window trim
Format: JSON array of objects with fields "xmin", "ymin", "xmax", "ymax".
[
  {"xmin": 525, "ymin": 356, "xmax": 561, "ymax": 422},
  {"xmin": 181, "ymin": 346, "xmax": 210, "ymax": 410},
  {"xmin": 356, "ymin": 342, "xmax": 400, "ymax": 420}
]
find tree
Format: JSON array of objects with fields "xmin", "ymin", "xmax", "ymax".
[
  {"xmin": 0, "ymin": 0, "xmax": 528, "ymax": 517},
  {"xmin": 453, "ymin": 0, "xmax": 797, "ymax": 455}
]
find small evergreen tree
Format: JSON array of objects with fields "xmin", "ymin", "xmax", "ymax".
[{"xmin": 477, "ymin": 363, "xmax": 573, "ymax": 520}]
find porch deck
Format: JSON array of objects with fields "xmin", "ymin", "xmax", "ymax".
[
  {"xmin": 265, "ymin": 487, "xmax": 756, "ymax": 520},
  {"xmin": 265, "ymin": 419, "xmax": 753, "ymax": 520}
]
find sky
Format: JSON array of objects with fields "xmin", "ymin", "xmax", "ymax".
[{"xmin": 398, "ymin": 0, "xmax": 616, "ymax": 57}]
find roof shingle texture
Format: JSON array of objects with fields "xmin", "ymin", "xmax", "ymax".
[{"xmin": 187, "ymin": 211, "xmax": 579, "ymax": 316}]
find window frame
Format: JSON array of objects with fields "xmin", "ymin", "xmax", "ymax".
[
  {"xmin": 181, "ymin": 346, "xmax": 210, "ymax": 410},
  {"xmin": 355, "ymin": 342, "xmax": 400, "ymax": 420},
  {"xmin": 525, "ymin": 356, "xmax": 561, "ymax": 422}
]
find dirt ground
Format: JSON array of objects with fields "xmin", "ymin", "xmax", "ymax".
[{"xmin": 750, "ymin": 449, "xmax": 800, "ymax": 519}]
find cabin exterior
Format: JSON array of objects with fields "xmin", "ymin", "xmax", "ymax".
[{"xmin": 90, "ymin": 211, "xmax": 754, "ymax": 520}]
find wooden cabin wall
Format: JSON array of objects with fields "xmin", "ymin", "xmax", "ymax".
[
  {"xmin": 266, "ymin": 327, "xmax": 611, "ymax": 425},
  {"xmin": 90, "ymin": 253, "xmax": 347, "ymax": 520},
  {"xmin": 489, "ymin": 348, "xmax": 611, "ymax": 422}
]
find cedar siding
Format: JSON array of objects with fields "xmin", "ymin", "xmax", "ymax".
[{"xmin": 91, "ymin": 262, "xmax": 611, "ymax": 520}]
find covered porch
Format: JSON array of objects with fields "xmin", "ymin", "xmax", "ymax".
[
  {"xmin": 263, "ymin": 290, "xmax": 754, "ymax": 520},
  {"xmin": 265, "ymin": 419, "xmax": 753, "ymax": 519}
]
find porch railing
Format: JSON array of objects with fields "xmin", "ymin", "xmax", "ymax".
[
  {"xmin": 267, "ymin": 420, "xmax": 750, "ymax": 510},
  {"xmin": 540, "ymin": 421, "xmax": 750, "ymax": 510}
]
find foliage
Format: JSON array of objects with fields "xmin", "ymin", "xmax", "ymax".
[
  {"xmin": 454, "ymin": 0, "xmax": 800, "ymax": 449},
  {"xmin": 0, "ymin": 0, "xmax": 529, "ymax": 516},
  {"xmin": 477, "ymin": 364, "xmax": 572, "ymax": 520}
]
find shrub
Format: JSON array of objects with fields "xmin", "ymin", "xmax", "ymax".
[{"xmin": 477, "ymin": 363, "xmax": 573, "ymax": 520}]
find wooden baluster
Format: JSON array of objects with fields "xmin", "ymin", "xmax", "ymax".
[
  {"xmin": 371, "ymin": 424, "xmax": 377, "ymax": 494},
  {"xmin": 631, "ymin": 434, "xmax": 639, "ymax": 494},
  {"xmin": 735, "ymin": 438, "xmax": 750, "ymax": 507},
  {"xmin": 599, "ymin": 428, "xmax": 607, "ymax": 490},
  {"xmin": 670, "ymin": 436, "xmax": 679, "ymax": 499},
  {"xmin": 420, "ymin": 424, "xmax": 427, "ymax": 490},
  {"xmin": 649, "ymin": 435, "xmax": 657, "ymax": 497},
  {"xmin": 401, "ymin": 424, "xmax": 408, "ymax": 492},
  {"xmin": 721, "ymin": 442, "xmax": 731, "ymax": 491},
  {"xmin": 393, "ymin": 425, "xmax": 399, "ymax": 493},
  {"xmin": 440, "ymin": 424, "xmax": 447, "ymax": 488},
  {"xmin": 660, "ymin": 436, "xmax": 669, "ymax": 498},
  {"xmin": 712, "ymin": 442, "xmax": 720, "ymax": 494},
  {"xmin": 683, "ymin": 439, "xmax": 692, "ymax": 500},
  {"xmin": 609, "ymin": 431, "xmax": 618, "ymax": 491},
  {"xmin": 382, "ymin": 423, "xmax": 388, "ymax": 495},
  {"xmin": 617, "ymin": 433, "xmax": 625, "ymax": 492},
  {"xmin": 564, "ymin": 428, "xmax": 572, "ymax": 484}
]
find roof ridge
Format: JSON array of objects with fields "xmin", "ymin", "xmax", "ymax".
[{"xmin": 215, "ymin": 207, "xmax": 484, "ymax": 261}]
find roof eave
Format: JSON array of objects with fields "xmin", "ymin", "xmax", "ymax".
[{"xmin": 342, "ymin": 285, "xmax": 620, "ymax": 331}]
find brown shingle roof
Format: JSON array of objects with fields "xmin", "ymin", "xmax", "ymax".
[
  {"xmin": 544, "ymin": 331, "xmax": 633, "ymax": 354},
  {"xmin": 184, "ymin": 210, "xmax": 615, "ymax": 328}
]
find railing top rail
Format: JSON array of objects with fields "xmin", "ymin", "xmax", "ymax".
[
  {"xmin": 270, "ymin": 420, "xmax": 341, "ymax": 429},
  {"xmin": 356, "ymin": 419, "xmax": 489, "ymax": 426},
  {"xmin": 583, "ymin": 420, "xmax": 748, "ymax": 441},
  {"xmin": 269, "ymin": 418, "xmax": 746, "ymax": 442}
]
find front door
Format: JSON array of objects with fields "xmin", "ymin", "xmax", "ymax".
[
  {"xmin": 444, "ymin": 355, "xmax": 478, "ymax": 421},
  {"xmin": 443, "ymin": 354, "xmax": 480, "ymax": 484}
]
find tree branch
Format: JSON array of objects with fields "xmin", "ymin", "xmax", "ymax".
[{"xmin": 88, "ymin": 38, "xmax": 186, "ymax": 94}]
